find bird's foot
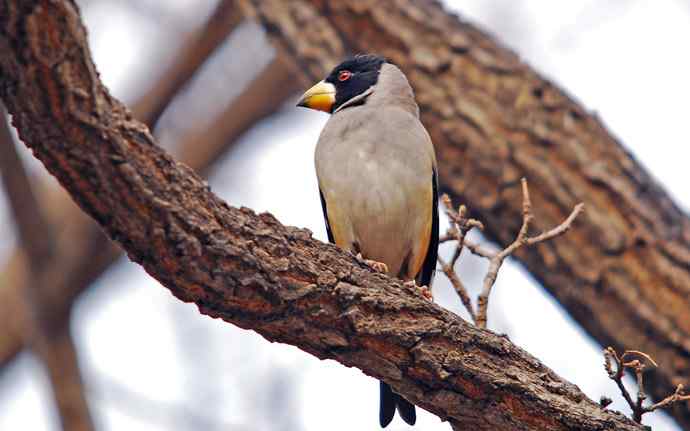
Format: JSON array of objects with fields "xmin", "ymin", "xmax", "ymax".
[
  {"xmin": 356, "ymin": 253, "xmax": 388, "ymax": 274},
  {"xmin": 404, "ymin": 280, "xmax": 433, "ymax": 301}
]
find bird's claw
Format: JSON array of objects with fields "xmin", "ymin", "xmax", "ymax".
[
  {"xmin": 356, "ymin": 253, "xmax": 389, "ymax": 274},
  {"xmin": 404, "ymin": 280, "xmax": 433, "ymax": 301}
]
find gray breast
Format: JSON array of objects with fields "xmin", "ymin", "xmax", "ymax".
[{"xmin": 315, "ymin": 103, "xmax": 435, "ymax": 277}]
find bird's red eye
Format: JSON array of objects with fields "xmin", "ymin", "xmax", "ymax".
[{"xmin": 338, "ymin": 70, "xmax": 352, "ymax": 81}]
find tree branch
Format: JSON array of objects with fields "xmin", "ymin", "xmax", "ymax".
[
  {"xmin": 131, "ymin": 0, "xmax": 243, "ymax": 127},
  {"xmin": 0, "ymin": 1, "xmax": 648, "ymax": 429},
  {"xmin": 175, "ymin": 51, "xmax": 299, "ymax": 168},
  {"xmin": 0, "ymin": 9, "xmax": 297, "ymax": 373}
]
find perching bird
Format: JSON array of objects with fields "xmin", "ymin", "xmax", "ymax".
[{"xmin": 297, "ymin": 54, "xmax": 439, "ymax": 428}]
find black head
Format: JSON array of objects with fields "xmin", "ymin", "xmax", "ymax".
[
  {"xmin": 324, "ymin": 54, "xmax": 386, "ymax": 112},
  {"xmin": 297, "ymin": 54, "xmax": 386, "ymax": 113}
]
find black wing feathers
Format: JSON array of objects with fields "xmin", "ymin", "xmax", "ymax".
[
  {"xmin": 319, "ymin": 189, "xmax": 335, "ymax": 244},
  {"xmin": 416, "ymin": 168, "xmax": 439, "ymax": 287},
  {"xmin": 395, "ymin": 394, "xmax": 417, "ymax": 425}
]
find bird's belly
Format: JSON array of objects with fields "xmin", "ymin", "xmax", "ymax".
[{"xmin": 324, "ymin": 157, "xmax": 431, "ymax": 278}]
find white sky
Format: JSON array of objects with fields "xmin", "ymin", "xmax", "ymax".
[{"xmin": 0, "ymin": 1, "xmax": 688, "ymax": 430}]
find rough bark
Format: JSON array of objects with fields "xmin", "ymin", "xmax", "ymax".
[
  {"xmin": 0, "ymin": 1, "xmax": 651, "ymax": 430},
  {"xmin": 238, "ymin": 0, "xmax": 690, "ymax": 426},
  {"xmin": 0, "ymin": 10, "xmax": 298, "ymax": 371}
]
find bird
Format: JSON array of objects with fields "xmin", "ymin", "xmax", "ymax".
[{"xmin": 297, "ymin": 54, "xmax": 439, "ymax": 428}]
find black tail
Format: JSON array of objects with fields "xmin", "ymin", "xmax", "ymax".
[
  {"xmin": 396, "ymin": 395, "xmax": 416, "ymax": 425},
  {"xmin": 379, "ymin": 381, "xmax": 416, "ymax": 427}
]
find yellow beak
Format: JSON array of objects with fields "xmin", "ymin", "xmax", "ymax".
[{"xmin": 296, "ymin": 80, "xmax": 336, "ymax": 113}]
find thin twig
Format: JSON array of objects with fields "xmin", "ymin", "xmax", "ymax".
[
  {"xmin": 603, "ymin": 346, "xmax": 689, "ymax": 423},
  {"xmin": 475, "ymin": 179, "xmax": 583, "ymax": 328},
  {"xmin": 604, "ymin": 347, "xmax": 637, "ymax": 411},
  {"xmin": 438, "ymin": 256, "xmax": 476, "ymax": 322},
  {"xmin": 621, "ymin": 350, "xmax": 658, "ymax": 368},
  {"xmin": 440, "ymin": 195, "xmax": 484, "ymax": 267},
  {"xmin": 438, "ymin": 178, "xmax": 584, "ymax": 328},
  {"xmin": 461, "ymin": 239, "xmax": 494, "ymax": 259},
  {"xmin": 646, "ymin": 384, "xmax": 690, "ymax": 413}
]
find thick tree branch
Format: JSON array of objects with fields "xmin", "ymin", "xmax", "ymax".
[
  {"xmin": 238, "ymin": 0, "xmax": 690, "ymax": 426},
  {"xmin": 0, "ymin": 10, "xmax": 297, "ymax": 372},
  {"xmin": 0, "ymin": 1, "xmax": 648, "ymax": 430}
]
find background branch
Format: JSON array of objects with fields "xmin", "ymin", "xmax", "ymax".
[
  {"xmin": 0, "ymin": 105, "xmax": 95, "ymax": 431},
  {"xmin": 0, "ymin": 105, "xmax": 53, "ymax": 263},
  {"xmin": 131, "ymin": 0, "xmax": 243, "ymax": 127}
]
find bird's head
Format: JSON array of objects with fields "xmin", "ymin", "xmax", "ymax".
[{"xmin": 297, "ymin": 54, "xmax": 386, "ymax": 114}]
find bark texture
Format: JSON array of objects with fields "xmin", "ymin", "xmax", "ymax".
[
  {"xmin": 0, "ymin": 12, "xmax": 299, "ymax": 370},
  {"xmin": 0, "ymin": 1, "xmax": 647, "ymax": 430},
  {"xmin": 239, "ymin": 0, "xmax": 690, "ymax": 426}
]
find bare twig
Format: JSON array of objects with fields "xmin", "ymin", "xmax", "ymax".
[
  {"xmin": 604, "ymin": 347, "xmax": 638, "ymax": 415},
  {"xmin": 439, "ymin": 195, "xmax": 484, "ymax": 266},
  {"xmin": 603, "ymin": 346, "xmax": 690, "ymax": 423},
  {"xmin": 438, "ymin": 194, "xmax": 484, "ymax": 320},
  {"xmin": 439, "ymin": 178, "xmax": 584, "ymax": 328},
  {"xmin": 476, "ymin": 180, "xmax": 584, "ymax": 328},
  {"xmin": 647, "ymin": 384, "xmax": 690, "ymax": 413},
  {"xmin": 438, "ymin": 256, "xmax": 476, "ymax": 322}
]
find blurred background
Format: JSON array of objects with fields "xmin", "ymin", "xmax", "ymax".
[{"xmin": 1, "ymin": 1, "xmax": 688, "ymax": 430}]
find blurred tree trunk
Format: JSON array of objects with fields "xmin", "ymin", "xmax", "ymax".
[
  {"xmin": 0, "ymin": 1, "xmax": 649, "ymax": 430},
  {"xmin": 0, "ymin": 108, "xmax": 94, "ymax": 431},
  {"xmin": 238, "ymin": 0, "xmax": 690, "ymax": 427}
]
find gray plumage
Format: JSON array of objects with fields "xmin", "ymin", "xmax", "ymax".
[
  {"xmin": 315, "ymin": 63, "xmax": 437, "ymax": 280},
  {"xmin": 309, "ymin": 60, "xmax": 439, "ymax": 428}
]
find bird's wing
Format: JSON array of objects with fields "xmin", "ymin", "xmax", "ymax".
[
  {"xmin": 319, "ymin": 189, "xmax": 335, "ymax": 244},
  {"xmin": 415, "ymin": 167, "xmax": 439, "ymax": 287}
]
